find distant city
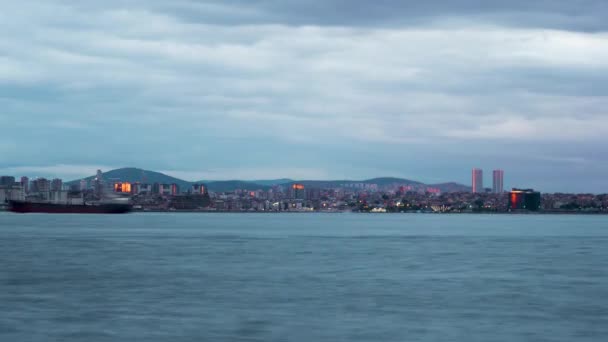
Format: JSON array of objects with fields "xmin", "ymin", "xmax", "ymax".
[{"xmin": 1, "ymin": 168, "xmax": 606, "ymax": 213}]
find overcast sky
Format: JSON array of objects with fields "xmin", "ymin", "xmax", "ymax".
[{"xmin": 1, "ymin": 0, "xmax": 607, "ymax": 192}]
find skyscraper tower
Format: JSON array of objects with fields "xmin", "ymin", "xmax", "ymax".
[
  {"xmin": 20, "ymin": 176, "xmax": 29, "ymax": 193},
  {"xmin": 472, "ymin": 168, "xmax": 483, "ymax": 193},
  {"xmin": 493, "ymin": 170, "xmax": 504, "ymax": 194}
]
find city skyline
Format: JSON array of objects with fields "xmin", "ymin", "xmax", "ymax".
[
  {"xmin": 3, "ymin": 168, "xmax": 605, "ymax": 214},
  {"xmin": 0, "ymin": 165, "xmax": 594, "ymax": 194},
  {"xmin": 1, "ymin": 1, "xmax": 607, "ymax": 193}
]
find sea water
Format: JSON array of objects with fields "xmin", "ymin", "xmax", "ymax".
[{"xmin": 1, "ymin": 213, "xmax": 607, "ymax": 341}]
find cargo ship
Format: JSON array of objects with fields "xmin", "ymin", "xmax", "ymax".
[{"xmin": 8, "ymin": 200, "xmax": 132, "ymax": 214}]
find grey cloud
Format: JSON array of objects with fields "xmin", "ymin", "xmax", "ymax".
[
  {"xmin": 1, "ymin": 1, "xmax": 607, "ymax": 192},
  {"xmin": 34, "ymin": 0, "xmax": 608, "ymax": 31},
  {"xmin": 88, "ymin": 0, "xmax": 608, "ymax": 31}
]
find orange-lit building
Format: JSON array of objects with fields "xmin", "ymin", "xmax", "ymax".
[
  {"xmin": 290, "ymin": 183, "xmax": 305, "ymax": 200},
  {"xmin": 114, "ymin": 182, "xmax": 132, "ymax": 193}
]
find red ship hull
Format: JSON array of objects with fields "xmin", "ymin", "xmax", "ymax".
[{"xmin": 8, "ymin": 201, "xmax": 132, "ymax": 214}]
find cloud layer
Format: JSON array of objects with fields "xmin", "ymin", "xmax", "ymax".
[{"xmin": 1, "ymin": 1, "xmax": 607, "ymax": 192}]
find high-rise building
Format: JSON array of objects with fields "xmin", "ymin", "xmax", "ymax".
[
  {"xmin": 31, "ymin": 178, "xmax": 51, "ymax": 193},
  {"xmin": 93, "ymin": 170, "xmax": 104, "ymax": 196},
  {"xmin": 492, "ymin": 170, "xmax": 504, "ymax": 194},
  {"xmin": 21, "ymin": 176, "xmax": 29, "ymax": 193},
  {"xmin": 191, "ymin": 184, "xmax": 207, "ymax": 195},
  {"xmin": 472, "ymin": 168, "xmax": 483, "ymax": 193},
  {"xmin": 51, "ymin": 178, "xmax": 63, "ymax": 191},
  {"xmin": 114, "ymin": 182, "xmax": 132, "ymax": 193},
  {"xmin": 0, "ymin": 176, "xmax": 15, "ymax": 186},
  {"xmin": 79, "ymin": 179, "xmax": 88, "ymax": 191},
  {"xmin": 291, "ymin": 184, "xmax": 306, "ymax": 200}
]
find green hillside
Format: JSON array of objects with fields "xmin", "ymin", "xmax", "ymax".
[
  {"xmin": 67, "ymin": 168, "xmax": 471, "ymax": 193},
  {"xmin": 67, "ymin": 167, "xmax": 193, "ymax": 191},
  {"xmin": 206, "ymin": 181, "xmax": 271, "ymax": 192}
]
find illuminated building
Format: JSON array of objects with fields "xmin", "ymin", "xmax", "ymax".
[
  {"xmin": 114, "ymin": 182, "xmax": 132, "ymax": 193},
  {"xmin": 493, "ymin": 170, "xmax": 504, "ymax": 194},
  {"xmin": 509, "ymin": 188, "xmax": 541, "ymax": 211},
  {"xmin": 472, "ymin": 168, "xmax": 483, "ymax": 193},
  {"xmin": 291, "ymin": 183, "xmax": 305, "ymax": 200}
]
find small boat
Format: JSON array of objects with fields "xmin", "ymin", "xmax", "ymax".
[{"xmin": 8, "ymin": 200, "xmax": 132, "ymax": 214}]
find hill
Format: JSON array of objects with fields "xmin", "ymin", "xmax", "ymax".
[
  {"xmin": 429, "ymin": 182, "xmax": 472, "ymax": 193},
  {"xmin": 205, "ymin": 181, "xmax": 271, "ymax": 192},
  {"xmin": 251, "ymin": 179, "xmax": 294, "ymax": 186},
  {"xmin": 362, "ymin": 177, "xmax": 423, "ymax": 186},
  {"xmin": 67, "ymin": 167, "xmax": 193, "ymax": 191},
  {"xmin": 279, "ymin": 177, "xmax": 423, "ymax": 189},
  {"xmin": 67, "ymin": 168, "xmax": 470, "ymax": 193}
]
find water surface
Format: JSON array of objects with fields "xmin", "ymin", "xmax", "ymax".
[{"xmin": 1, "ymin": 213, "xmax": 607, "ymax": 341}]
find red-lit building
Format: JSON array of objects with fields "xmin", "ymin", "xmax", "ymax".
[
  {"xmin": 509, "ymin": 188, "xmax": 541, "ymax": 211},
  {"xmin": 472, "ymin": 168, "xmax": 483, "ymax": 193}
]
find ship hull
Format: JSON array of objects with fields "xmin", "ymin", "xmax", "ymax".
[{"xmin": 8, "ymin": 201, "xmax": 132, "ymax": 214}]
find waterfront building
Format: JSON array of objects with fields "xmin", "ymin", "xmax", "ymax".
[
  {"xmin": 509, "ymin": 188, "xmax": 541, "ymax": 211},
  {"xmin": 191, "ymin": 184, "xmax": 207, "ymax": 195},
  {"xmin": 306, "ymin": 188, "xmax": 321, "ymax": 201},
  {"xmin": 0, "ymin": 176, "xmax": 16, "ymax": 186},
  {"xmin": 472, "ymin": 168, "xmax": 483, "ymax": 193},
  {"xmin": 151, "ymin": 183, "xmax": 176, "ymax": 196},
  {"xmin": 289, "ymin": 184, "xmax": 305, "ymax": 200},
  {"xmin": 51, "ymin": 178, "xmax": 63, "ymax": 192},
  {"xmin": 114, "ymin": 182, "xmax": 132, "ymax": 193},
  {"xmin": 93, "ymin": 170, "xmax": 104, "ymax": 196},
  {"xmin": 21, "ymin": 176, "xmax": 29, "ymax": 193},
  {"xmin": 138, "ymin": 183, "xmax": 153, "ymax": 194},
  {"xmin": 493, "ymin": 170, "xmax": 504, "ymax": 194},
  {"xmin": 79, "ymin": 179, "xmax": 87, "ymax": 191},
  {"xmin": 0, "ymin": 183, "xmax": 25, "ymax": 202},
  {"xmin": 31, "ymin": 178, "xmax": 51, "ymax": 193}
]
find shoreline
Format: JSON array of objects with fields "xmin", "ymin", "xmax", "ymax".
[{"xmin": 131, "ymin": 210, "xmax": 608, "ymax": 215}]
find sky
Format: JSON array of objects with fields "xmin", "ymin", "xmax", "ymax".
[{"xmin": 1, "ymin": 0, "xmax": 607, "ymax": 192}]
